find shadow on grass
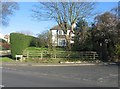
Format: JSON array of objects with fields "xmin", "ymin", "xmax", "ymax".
[{"xmin": 0, "ymin": 55, "xmax": 15, "ymax": 62}]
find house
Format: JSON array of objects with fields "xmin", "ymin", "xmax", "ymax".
[
  {"xmin": 0, "ymin": 33, "xmax": 10, "ymax": 43},
  {"xmin": 0, "ymin": 33, "xmax": 10, "ymax": 50},
  {"xmin": 4, "ymin": 34, "xmax": 10, "ymax": 43},
  {"xmin": 50, "ymin": 24, "xmax": 75, "ymax": 47}
]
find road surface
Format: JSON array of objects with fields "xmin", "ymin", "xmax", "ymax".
[{"xmin": 2, "ymin": 64, "xmax": 118, "ymax": 87}]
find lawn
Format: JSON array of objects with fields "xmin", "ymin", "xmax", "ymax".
[
  {"xmin": 0, "ymin": 57, "xmax": 14, "ymax": 62},
  {"xmin": 25, "ymin": 47, "xmax": 65, "ymax": 51}
]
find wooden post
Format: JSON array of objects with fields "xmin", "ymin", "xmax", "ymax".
[
  {"xmin": 41, "ymin": 51, "xmax": 43, "ymax": 59},
  {"xmin": 55, "ymin": 53, "xmax": 56, "ymax": 59},
  {"xmin": 50, "ymin": 53, "xmax": 52, "ymax": 59},
  {"xmin": 20, "ymin": 55, "xmax": 23, "ymax": 62},
  {"xmin": 93, "ymin": 52, "xmax": 95, "ymax": 60},
  {"xmin": 16, "ymin": 56, "xmax": 17, "ymax": 61},
  {"xmin": 27, "ymin": 51, "xmax": 29, "ymax": 59}
]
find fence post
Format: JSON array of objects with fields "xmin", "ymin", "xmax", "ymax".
[
  {"xmin": 27, "ymin": 51, "xmax": 29, "ymax": 59},
  {"xmin": 41, "ymin": 51, "xmax": 43, "ymax": 59},
  {"xmin": 55, "ymin": 53, "xmax": 56, "ymax": 59},
  {"xmin": 93, "ymin": 52, "xmax": 95, "ymax": 60},
  {"xmin": 81, "ymin": 52, "xmax": 83, "ymax": 59}
]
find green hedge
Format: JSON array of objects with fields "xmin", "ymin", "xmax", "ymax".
[{"xmin": 10, "ymin": 33, "xmax": 33, "ymax": 58}]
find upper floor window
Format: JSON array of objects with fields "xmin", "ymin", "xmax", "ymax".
[{"xmin": 58, "ymin": 30, "xmax": 62, "ymax": 35}]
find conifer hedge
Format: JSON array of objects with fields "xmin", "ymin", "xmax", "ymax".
[{"xmin": 10, "ymin": 33, "xmax": 33, "ymax": 58}]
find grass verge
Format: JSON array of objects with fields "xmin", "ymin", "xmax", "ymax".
[{"xmin": 0, "ymin": 57, "xmax": 15, "ymax": 62}]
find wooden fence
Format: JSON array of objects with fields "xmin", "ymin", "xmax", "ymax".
[{"xmin": 23, "ymin": 50, "xmax": 99, "ymax": 61}]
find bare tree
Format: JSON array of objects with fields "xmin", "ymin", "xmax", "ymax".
[
  {"xmin": 93, "ymin": 12, "xmax": 119, "ymax": 62},
  {"xmin": 32, "ymin": 2, "xmax": 95, "ymax": 50},
  {"xmin": 0, "ymin": 0, "xmax": 19, "ymax": 26},
  {"xmin": 95, "ymin": 12, "xmax": 118, "ymax": 30},
  {"xmin": 37, "ymin": 30, "xmax": 50, "ymax": 47}
]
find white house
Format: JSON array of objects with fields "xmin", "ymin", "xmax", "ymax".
[
  {"xmin": 0, "ymin": 32, "xmax": 10, "ymax": 43},
  {"xmin": 50, "ymin": 24, "xmax": 75, "ymax": 47}
]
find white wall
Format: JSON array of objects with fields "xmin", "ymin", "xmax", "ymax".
[{"xmin": 51, "ymin": 29, "xmax": 74, "ymax": 46}]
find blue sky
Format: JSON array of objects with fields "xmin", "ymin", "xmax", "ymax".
[{"xmin": 2, "ymin": 2, "xmax": 118, "ymax": 37}]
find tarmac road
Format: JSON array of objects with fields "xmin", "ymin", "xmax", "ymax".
[{"xmin": 2, "ymin": 64, "xmax": 119, "ymax": 87}]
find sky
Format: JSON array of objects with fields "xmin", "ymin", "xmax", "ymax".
[{"xmin": 1, "ymin": 1, "xmax": 118, "ymax": 37}]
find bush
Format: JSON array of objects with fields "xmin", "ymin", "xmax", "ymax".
[
  {"xmin": 115, "ymin": 44, "xmax": 120, "ymax": 61},
  {"xmin": 30, "ymin": 37, "xmax": 41, "ymax": 47},
  {"xmin": 10, "ymin": 33, "xmax": 33, "ymax": 58},
  {"xmin": 115, "ymin": 44, "xmax": 120, "ymax": 55},
  {"xmin": 0, "ymin": 38, "xmax": 10, "ymax": 50},
  {"xmin": 2, "ymin": 43, "xmax": 10, "ymax": 50}
]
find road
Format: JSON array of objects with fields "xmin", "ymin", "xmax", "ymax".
[
  {"xmin": 2, "ymin": 64, "xmax": 118, "ymax": 87},
  {"xmin": 0, "ymin": 66, "xmax": 2, "ymax": 88}
]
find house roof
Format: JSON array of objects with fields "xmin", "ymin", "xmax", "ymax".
[
  {"xmin": 50, "ymin": 25, "xmax": 62, "ymax": 30},
  {"xmin": 50, "ymin": 23, "xmax": 71, "ymax": 30}
]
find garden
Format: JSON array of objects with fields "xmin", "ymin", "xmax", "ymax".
[{"xmin": 1, "ymin": 2, "xmax": 120, "ymax": 64}]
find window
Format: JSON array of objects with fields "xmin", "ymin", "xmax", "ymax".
[
  {"xmin": 62, "ymin": 40, "xmax": 65, "ymax": 46},
  {"xmin": 58, "ymin": 30, "xmax": 62, "ymax": 35},
  {"xmin": 59, "ymin": 41, "xmax": 62, "ymax": 46},
  {"xmin": 59, "ymin": 40, "xmax": 66, "ymax": 46}
]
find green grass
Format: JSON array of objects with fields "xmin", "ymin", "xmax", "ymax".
[
  {"xmin": 22, "ymin": 58, "xmax": 62, "ymax": 63},
  {"xmin": 25, "ymin": 47, "xmax": 65, "ymax": 51},
  {"xmin": 0, "ymin": 57, "xmax": 14, "ymax": 62},
  {"xmin": 25, "ymin": 47, "xmax": 48, "ymax": 51}
]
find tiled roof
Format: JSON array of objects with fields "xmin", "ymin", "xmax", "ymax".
[{"xmin": 50, "ymin": 24, "xmax": 70, "ymax": 30}]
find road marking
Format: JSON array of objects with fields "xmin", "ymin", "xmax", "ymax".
[
  {"xmin": 83, "ymin": 78, "xmax": 91, "ymax": 81},
  {"xmin": 98, "ymin": 78, "xmax": 103, "ymax": 80},
  {"xmin": 109, "ymin": 74, "xmax": 118, "ymax": 77}
]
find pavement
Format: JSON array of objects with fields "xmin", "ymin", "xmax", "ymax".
[
  {"xmin": 0, "ymin": 61, "xmax": 120, "ymax": 66},
  {"xmin": 0, "ymin": 62, "xmax": 118, "ymax": 67},
  {"xmin": 1, "ymin": 62, "xmax": 96, "ymax": 67}
]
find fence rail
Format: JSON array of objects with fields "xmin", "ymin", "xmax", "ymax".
[{"xmin": 23, "ymin": 50, "xmax": 99, "ymax": 61}]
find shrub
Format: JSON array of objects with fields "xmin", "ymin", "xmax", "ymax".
[
  {"xmin": 115, "ymin": 44, "xmax": 120, "ymax": 61},
  {"xmin": 10, "ymin": 33, "xmax": 33, "ymax": 58},
  {"xmin": 0, "ymin": 38, "xmax": 10, "ymax": 50},
  {"xmin": 2, "ymin": 43, "xmax": 10, "ymax": 50},
  {"xmin": 115, "ymin": 44, "xmax": 120, "ymax": 55},
  {"xmin": 30, "ymin": 37, "xmax": 41, "ymax": 47}
]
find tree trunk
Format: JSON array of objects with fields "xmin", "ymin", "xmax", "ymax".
[
  {"xmin": 65, "ymin": 35, "xmax": 71, "ymax": 51},
  {"xmin": 65, "ymin": 23, "xmax": 75, "ymax": 51}
]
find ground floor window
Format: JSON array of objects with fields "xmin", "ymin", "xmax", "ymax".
[{"xmin": 59, "ymin": 39, "xmax": 66, "ymax": 46}]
